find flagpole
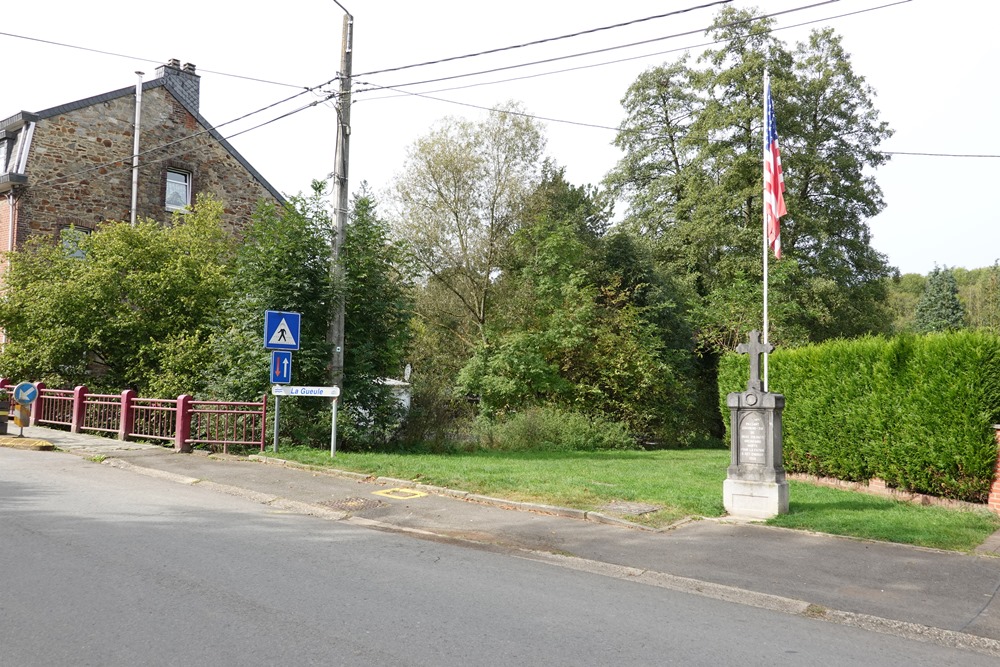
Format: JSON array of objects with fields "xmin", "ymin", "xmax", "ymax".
[{"xmin": 762, "ymin": 70, "xmax": 770, "ymax": 393}]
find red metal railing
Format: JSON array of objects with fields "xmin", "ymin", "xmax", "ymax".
[
  {"xmin": 82, "ymin": 392, "xmax": 124, "ymax": 435},
  {"xmin": 131, "ymin": 396, "xmax": 180, "ymax": 444},
  {"xmin": 5, "ymin": 380, "xmax": 266, "ymax": 453},
  {"xmin": 36, "ymin": 385, "xmax": 74, "ymax": 427},
  {"xmin": 189, "ymin": 399, "xmax": 267, "ymax": 455}
]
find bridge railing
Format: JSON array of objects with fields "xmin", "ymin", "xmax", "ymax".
[{"xmin": 1, "ymin": 379, "xmax": 266, "ymax": 453}]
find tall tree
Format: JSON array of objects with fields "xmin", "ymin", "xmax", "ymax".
[
  {"xmin": 458, "ymin": 167, "xmax": 705, "ymax": 444},
  {"xmin": 207, "ymin": 185, "xmax": 334, "ymax": 405},
  {"xmin": 392, "ymin": 101, "xmax": 545, "ymax": 349},
  {"xmin": 606, "ymin": 7, "xmax": 894, "ymax": 351},
  {"xmin": 340, "ymin": 185, "xmax": 414, "ymax": 444},
  {"xmin": 914, "ymin": 266, "xmax": 966, "ymax": 333}
]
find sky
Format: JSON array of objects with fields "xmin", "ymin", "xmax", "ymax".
[{"xmin": 3, "ymin": 0, "xmax": 997, "ymax": 275}]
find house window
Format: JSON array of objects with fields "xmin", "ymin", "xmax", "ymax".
[
  {"xmin": 61, "ymin": 227, "xmax": 91, "ymax": 259},
  {"xmin": 165, "ymin": 170, "xmax": 191, "ymax": 211}
]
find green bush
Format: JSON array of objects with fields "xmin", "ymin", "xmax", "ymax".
[
  {"xmin": 475, "ymin": 406, "xmax": 638, "ymax": 452},
  {"xmin": 719, "ymin": 332, "xmax": 1000, "ymax": 502}
]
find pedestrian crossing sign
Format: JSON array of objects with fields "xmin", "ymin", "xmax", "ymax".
[{"xmin": 264, "ymin": 310, "xmax": 301, "ymax": 350}]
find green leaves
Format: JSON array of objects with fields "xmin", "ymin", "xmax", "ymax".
[
  {"xmin": 914, "ymin": 266, "xmax": 966, "ymax": 333},
  {"xmin": 608, "ymin": 7, "xmax": 894, "ymax": 352},
  {"xmin": 719, "ymin": 332, "xmax": 1000, "ymax": 502},
  {"xmin": 0, "ymin": 195, "xmax": 233, "ymax": 391}
]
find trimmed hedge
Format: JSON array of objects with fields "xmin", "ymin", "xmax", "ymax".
[{"xmin": 719, "ymin": 332, "xmax": 1000, "ymax": 503}]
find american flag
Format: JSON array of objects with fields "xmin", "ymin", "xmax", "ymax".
[{"xmin": 764, "ymin": 76, "xmax": 787, "ymax": 259}]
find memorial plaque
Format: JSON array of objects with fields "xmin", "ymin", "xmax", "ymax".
[{"xmin": 738, "ymin": 412, "xmax": 766, "ymax": 465}]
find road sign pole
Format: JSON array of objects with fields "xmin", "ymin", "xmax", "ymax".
[
  {"xmin": 273, "ymin": 395, "xmax": 280, "ymax": 454},
  {"xmin": 331, "ymin": 398, "xmax": 338, "ymax": 457}
]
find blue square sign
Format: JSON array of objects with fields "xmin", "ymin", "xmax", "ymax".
[
  {"xmin": 264, "ymin": 310, "xmax": 301, "ymax": 351},
  {"xmin": 271, "ymin": 351, "xmax": 292, "ymax": 384}
]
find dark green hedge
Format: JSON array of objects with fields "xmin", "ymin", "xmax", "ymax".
[{"xmin": 719, "ymin": 332, "xmax": 1000, "ymax": 503}]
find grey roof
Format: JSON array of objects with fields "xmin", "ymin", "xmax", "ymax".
[{"xmin": 1, "ymin": 76, "xmax": 285, "ymax": 204}]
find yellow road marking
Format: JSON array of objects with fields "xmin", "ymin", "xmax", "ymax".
[{"xmin": 373, "ymin": 488, "xmax": 427, "ymax": 500}]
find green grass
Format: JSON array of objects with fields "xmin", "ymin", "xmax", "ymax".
[
  {"xmin": 773, "ymin": 482, "xmax": 1000, "ymax": 552},
  {"xmin": 268, "ymin": 445, "xmax": 1000, "ymax": 552}
]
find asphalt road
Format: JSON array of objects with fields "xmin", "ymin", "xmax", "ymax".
[{"xmin": 1, "ymin": 448, "xmax": 995, "ymax": 666}]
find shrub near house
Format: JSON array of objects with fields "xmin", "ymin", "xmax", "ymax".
[{"xmin": 719, "ymin": 332, "xmax": 1000, "ymax": 503}]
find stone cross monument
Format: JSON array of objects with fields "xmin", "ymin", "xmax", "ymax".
[{"xmin": 723, "ymin": 330, "xmax": 789, "ymax": 519}]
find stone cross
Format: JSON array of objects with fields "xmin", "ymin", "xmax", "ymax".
[{"xmin": 736, "ymin": 330, "xmax": 773, "ymax": 392}]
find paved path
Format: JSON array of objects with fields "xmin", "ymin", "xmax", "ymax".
[{"xmin": 6, "ymin": 425, "xmax": 1000, "ymax": 658}]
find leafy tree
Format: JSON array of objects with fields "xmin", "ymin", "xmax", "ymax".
[
  {"xmin": 392, "ymin": 101, "xmax": 545, "ymax": 349},
  {"xmin": 0, "ymin": 195, "xmax": 232, "ymax": 393},
  {"xmin": 914, "ymin": 266, "xmax": 965, "ymax": 333},
  {"xmin": 885, "ymin": 272, "xmax": 926, "ymax": 333},
  {"xmin": 955, "ymin": 263, "xmax": 1000, "ymax": 332},
  {"xmin": 340, "ymin": 185, "xmax": 414, "ymax": 446},
  {"xmin": 205, "ymin": 184, "xmax": 334, "ymax": 443},
  {"xmin": 606, "ymin": 7, "xmax": 894, "ymax": 351},
  {"xmin": 457, "ymin": 168, "xmax": 705, "ymax": 444}
]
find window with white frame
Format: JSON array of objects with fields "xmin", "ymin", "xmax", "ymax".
[{"xmin": 165, "ymin": 169, "xmax": 191, "ymax": 211}]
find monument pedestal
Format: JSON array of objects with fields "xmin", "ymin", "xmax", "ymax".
[
  {"xmin": 723, "ymin": 478, "xmax": 788, "ymax": 519},
  {"xmin": 725, "ymin": 330, "xmax": 789, "ymax": 520}
]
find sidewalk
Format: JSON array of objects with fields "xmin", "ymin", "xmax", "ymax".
[{"xmin": 7, "ymin": 425, "xmax": 1000, "ymax": 657}]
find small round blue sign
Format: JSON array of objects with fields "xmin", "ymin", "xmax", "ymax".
[{"xmin": 12, "ymin": 382, "xmax": 38, "ymax": 405}]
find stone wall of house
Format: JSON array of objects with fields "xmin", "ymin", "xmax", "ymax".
[{"xmin": 17, "ymin": 84, "xmax": 280, "ymax": 246}]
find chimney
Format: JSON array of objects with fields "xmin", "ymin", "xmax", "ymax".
[{"xmin": 155, "ymin": 58, "xmax": 201, "ymax": 114}]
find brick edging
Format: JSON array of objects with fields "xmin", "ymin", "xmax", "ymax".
[{"xmin": 789, "ymin": 473, "xmax": 987, "ymax": 512}]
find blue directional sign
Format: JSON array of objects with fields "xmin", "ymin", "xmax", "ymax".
[
  {"xmin": 271, "ymin": 351, "xmax": 293, "ymax": 384},
  {"xmin": 12, "ymin": 382, "xmax": 38, "ymax": 405},
  {"xmin": 264, "ymin": 310, "xmax": 301, "ymax": 351}
]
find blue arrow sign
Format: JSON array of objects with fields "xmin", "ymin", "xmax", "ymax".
[
  {"xmin": 12, "ymin": 382, "xmax": 38, "ymax": 405},
  {"xmin": 264, "ymin": 310, "xmax": 301, "ymax": 351},
  {"xmin": 271, "ymin": 351, "xmax": 292, "ymax": 384}
]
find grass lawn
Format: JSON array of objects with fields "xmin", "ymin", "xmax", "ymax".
[{"xmin": 267, "ymin": 445, "xmax": 1000, "ymax": 552}]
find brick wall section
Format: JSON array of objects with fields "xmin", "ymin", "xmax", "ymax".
[
  {"xmin": 16, "ymin": 85, "xmax": 278, "ymax": 244},
  {"xmin": 0, "ymin": 194, "xmax": 10, "ymax": 295},
  {"xmin": 0, "ymin": 193, "xmax": 10, "ymax": 250},
  {"xmin": 988, "ymin": 426, "xmax": 1000, "ymax": 514}
]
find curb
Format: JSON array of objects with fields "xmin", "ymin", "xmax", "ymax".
[
  {"xmin": 87, "ymin": 451, "xmax": 1000, "ymax": 658},
  {"xmin": 0, "ymin": 437, "xmax": 55, "ymax": 451},
  {"xmin": 249, "ymin": 453, "xmax": 655, "ymax": 530}
]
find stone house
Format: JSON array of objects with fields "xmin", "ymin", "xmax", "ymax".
[{"xmin": 0, "ymin": 59, "xmax": 284, "ymax": 260}]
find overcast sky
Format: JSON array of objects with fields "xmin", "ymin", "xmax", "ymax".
[{"xmin": 3, "ymin": 0, "xmax": 997, "ymax": 275}]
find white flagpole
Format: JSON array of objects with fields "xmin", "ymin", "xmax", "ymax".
[{"xmin": 762, "ymin": 70, "xmax": 770, "ymax": 393}]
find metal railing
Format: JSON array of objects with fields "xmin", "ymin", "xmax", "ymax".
[
  {"xmin": 131, "ymin": 396, "xmax": 181, "ymax": 443},
  {"xmin": 189, "ymin": 399, "xmax": 267, "ymax": 454},
  {"xmin": 5, "ymin": 380, "xmax": 266, "ymax": 453}
]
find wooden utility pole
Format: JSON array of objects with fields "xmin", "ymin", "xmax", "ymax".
[{"xmin": 329, "ymin": 6, "xmax": 353, "ymax": 390}]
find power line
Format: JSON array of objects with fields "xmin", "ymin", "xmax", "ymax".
[
  {"xmin": 355, "ymin": 1, "xmax": 912, "ymax": 141},
  {"xmin": 351, "ymin": 0, "xmax": 734, "ymax": 78},
  {"xmin": 356, "ymin": 83, "xmax": 620, "ymax": 131},
  {"xmin": 356, "ymin": 0, "xmax": 846, "ymax": 93},
  {"xmin": 356, "ymin": 0, "xmax": 912, "ymax": 104},
  {"xmin": 0, "ymin": 30, "xmax": 309, "ymax": 90},
  {"xmin": 880, "ymin": 151, "xmax": 1000, "ymax": 158},
  {"xmin": 28, "ymin": 81, "xmax": 338, "ymax": 190}
]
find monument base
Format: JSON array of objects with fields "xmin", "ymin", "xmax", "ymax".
[{"xmin": 723, "ymin": 478, "xmax": 789, "ymax": 519}]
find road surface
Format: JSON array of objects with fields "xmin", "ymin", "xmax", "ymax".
[{"xmin": 1, "ymin": 448, "xmax": 994, "ymax": 666}]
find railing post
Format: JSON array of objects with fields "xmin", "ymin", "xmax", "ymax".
[
  {"xmin": 259, "ymin": 393, "xmax": 267, "ymax": 452},
  {"xmin": 30, "ymin": 381, "xmax": 46, "ymax": 426},
  {"xmin": 119, "ymin": 389, "xmax": 136, "ymax": 441},
  {"xmin": 175, "ymin": 394, "xmax": 192, "ymax": 453},
  {"xmin": 70, "ymin": 385, "xmax": 88, "ymax": 433}
]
